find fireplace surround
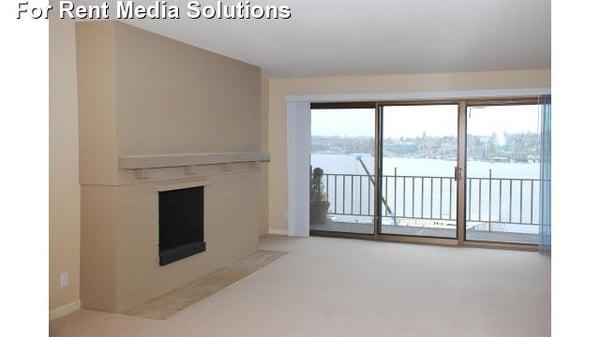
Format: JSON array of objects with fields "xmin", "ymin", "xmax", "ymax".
[{"xmin": 77, "ymin": 21, "xmax": 266, "ymax": 313}]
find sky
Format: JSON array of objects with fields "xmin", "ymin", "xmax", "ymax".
[{"xmin": 311, "ymin": 105, "xmax": 540, "ymax": 139}]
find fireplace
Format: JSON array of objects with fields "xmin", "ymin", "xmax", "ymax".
[{"xmin": 159, "ymin": 186, "xmax": 206, "ymax": 266}]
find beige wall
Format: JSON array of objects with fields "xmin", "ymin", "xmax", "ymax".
[
  {"xmin": 49, "ymin": 17, "xmax": 80, "ymax": 311},
  {"xmin": 114, "ymin": 23, "xmax": 262, "ymax": 159},
  {"xmin": 267, "ymin": 69, "xmax": 551, "ymax": 233},
  {"xmin": 76, "ymin": 22, "xmax": 119, "ymax": 186},
  {"xmin": 77, "ymin": 22, "xmax": 265, "ymax": 312},
  {"xmin": 77, "ymin": 22, "xmax": 263, "ymax": 186}
]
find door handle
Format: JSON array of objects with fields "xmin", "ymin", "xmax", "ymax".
[{"xmin": 454, "ymin": 166, "xmax": 462, "ymax": 181}]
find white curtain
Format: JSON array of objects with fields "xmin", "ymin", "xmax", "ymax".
[
  {"xmin": 286, "ymin": 101, "xmax": 311, "ymax": 237},
  {"xmin": 539, "ymin": 95, "xmax": 551, "ymax": 255}
]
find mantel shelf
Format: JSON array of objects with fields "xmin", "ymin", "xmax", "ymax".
[{"xmin": 119, "ymin": 152, "xmax": 270, "ymax": 170}]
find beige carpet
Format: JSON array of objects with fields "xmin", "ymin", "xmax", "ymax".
[
  {"xmin": 51, "ymin": 235, "xmax": 550, "ymax": 337},
  {"xmin": 124, "ymin": 249, "xmax": 287, "ymax": 320}
]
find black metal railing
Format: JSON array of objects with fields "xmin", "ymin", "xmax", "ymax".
[{"xmin": 321, "ymin": 172, "xmax": 540, "ymax": 227}]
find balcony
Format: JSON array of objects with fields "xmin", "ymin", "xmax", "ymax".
[{"xmin": 310, "ymin": 173, "xmax": 540, "ymax": 245}]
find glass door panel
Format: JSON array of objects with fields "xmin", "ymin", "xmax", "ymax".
[
  {"xmin": 465, "ymin": 104, "xmax": 541, "ymax": 244},
  {"xmin": 380, "ymin": 105, "xmax": 459, "ymax": 238},
  {"xmin": 310, "ymin": 107, "xmax": 376, "ymax": 234}
]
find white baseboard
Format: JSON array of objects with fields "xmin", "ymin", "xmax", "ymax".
[
  {"xmin": 50, "ymin": 300, "xmax": 81, "ymax": 320},
  {"xmin": 268, "ymin": 227, "xmax": 289, "ymax": 236}
]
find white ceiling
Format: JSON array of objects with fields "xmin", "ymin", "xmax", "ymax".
[{"xmin": 115, "ymin": 0, "xmax": 550, "ymax": 78}]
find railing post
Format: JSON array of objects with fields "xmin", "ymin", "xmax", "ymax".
[
  {"xmin": 530, "ymin": 180, "xmax": 534, "ymax": 224},
  {"xmin": 430, "ymin": 177, "xmax": 434, "ymax": 219},
  {"xmin": 412, "ymin": 177, "xmax": 415, "ymax": 218},
  {"xmin": 359, "ymin": 176, "xmax": 363, "ymax": 215},
  {"xmin": 478, "ymin": 178, "xmax": 482, "ymax": 222},
  {"xmin": 449, "ymin": 178, "xmax": 453, "ymax": 220},
  {"xmin": 350, "ymin": 175, "xmax": 354, "ymax": 215},
  {"xmin": 509, "ymin": 179, "xmax": 513, "ymax": 223},
  {"xmin": 440, "ymin": 177, "xmax": 443, "ymax": 219},
  {"xmin": 421, "ymin": 177, "xmax": 425, "ymax": 218},
  {"xmin": 334, "ymin": 175, "xmax": 337, "ymax": 214},
  {"xmin": 403, "ymin": 176, "xmax": 406, "ymax": 218},
  {"xmin": 519, "ymin": 180, "xmax": 524, "ymax": 224},
  {"xmin": 468, "ymin": 178, "xmax": 471, "ymax": 222},
  {"xmin": 393, "ymin": 167, "xmax": 397, "ymax": 225},
  {"xmin": 488, "ymin": 169, "xmax": 492, "ymax": 231},
  {"xmin": 499, "ymin": 178, "xmax": 502, "ymax": 223},
  {"xmin": 342, "ymin": 174, "xmax": 346, "ymax": 214}
]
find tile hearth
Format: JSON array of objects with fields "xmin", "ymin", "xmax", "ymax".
[{"xmin": 123, "ymin": 249, "xmax": 287, "ymax": 320}]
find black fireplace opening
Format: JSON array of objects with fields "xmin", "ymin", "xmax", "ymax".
[{"xmin": 159, "ymin": 186, "xmax": 206, "ymax": 266}]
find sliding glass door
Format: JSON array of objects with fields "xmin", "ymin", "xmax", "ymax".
[
  {"xmin": 310, "ymin": 106, "xmax": 376, "ymax": 234},
  {"xmin": 465, "ymin": 103, "xmax": 541, "ymax": 244},
  {"xmin": 309, "ymin": 98, "xmax": 543, "ymax": 248},
  {"xmin": 380, "ymin": 104, "xmax": 459, "ymax": 238}
]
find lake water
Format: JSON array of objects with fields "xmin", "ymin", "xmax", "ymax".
[
  {"xmin": 311, "ymin": 153, "xmax": 539, "ymax": 178},
  {"xmin": 311, "ymin": 153, "xmax": 540, "ymax": 233}
]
